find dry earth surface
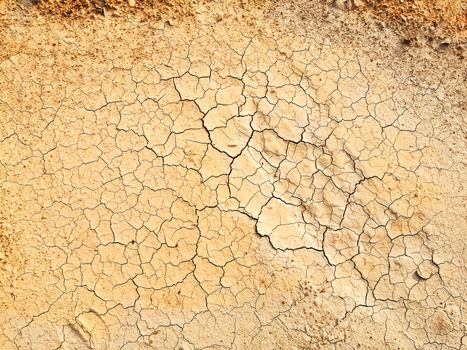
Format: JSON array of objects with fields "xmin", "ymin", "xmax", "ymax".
[{"xmin": 0, "ymin": 0, "xmax": 466, "ymax": 349}]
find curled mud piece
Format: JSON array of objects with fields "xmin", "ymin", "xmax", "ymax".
[{"xmin": 0, "ymin": 0, "xmax": 465, "ymax": 349}]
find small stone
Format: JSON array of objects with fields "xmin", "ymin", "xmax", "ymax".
[
  {"xmin": 128, "ymin": 0, "xmax": 135, "ymax": 6},
  {"xmin": 334, "ymin": 0, "xmax": 349, "ymax": 11},
  {"xmin": 376, "ymin": 20, "xmax": 386, "ymax": 29},
  {"xmin": 334, "ymin": 0, "xmax": 361, "ymax": 10},
  {"xmin": 440, "ymin": 38, "xmax": 451, "ymax": 49},
  {"xmin": 351, "ymin": 0, "xmax": 363, "ymax": 8},
  {"xmin": 417, "ymin": 260, "xmax": 437, "ymax": 279},
  {"xmin": 401, "ymin": 38, "xmax": 412, "ymax": 46}
]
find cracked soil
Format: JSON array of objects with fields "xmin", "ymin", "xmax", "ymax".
[{"xmin": 0, "ymin": 0, "xmax": 466, "ymax": 349}]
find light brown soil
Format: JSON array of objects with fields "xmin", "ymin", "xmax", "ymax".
[
  {"xmin": 0, "ymin": 0, "xmax": 465, "ymax": 349},
  {"xmin": 360, "ymin": 0, "xmax": 466, "ymax": 36}
]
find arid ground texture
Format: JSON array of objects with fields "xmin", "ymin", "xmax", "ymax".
[{"xmin": 0, "ymin": 0, "xmax": 466, "ymax": 349}]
